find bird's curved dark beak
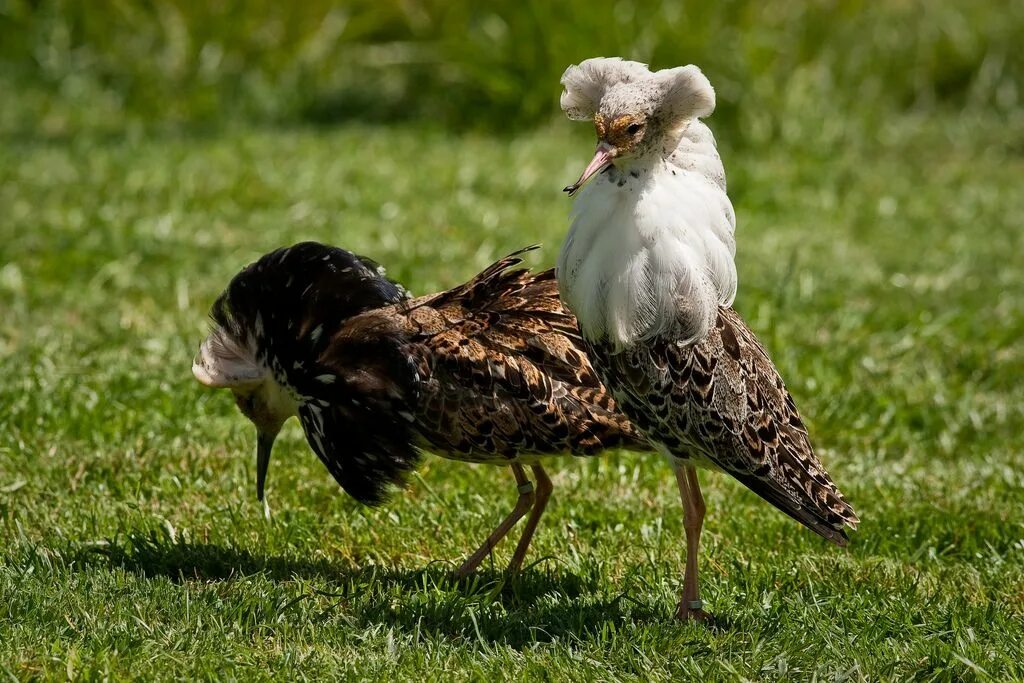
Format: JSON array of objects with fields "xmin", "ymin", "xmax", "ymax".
[
  {"xmin": 564, "ymin": 142, "xmax": 616, "ymax": 197},
  {"xmin": 256, "ymin": 431, "xmax": 276, "ymax": 501}
]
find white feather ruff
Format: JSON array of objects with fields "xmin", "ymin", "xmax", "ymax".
[
  {"xmin": 192, "ymin": 326, "xmax": 264, "ymax": 388},
  {"xmin": 559, "ymin": 58, "xmax": 651, "ymax": 120},
  {"xmin": 192, "ymin": 326, "xmax": 301, "ymax": 426},
  {"xmin": 557, "ymin": 121, "xmax": 736, "ymax": 349}
]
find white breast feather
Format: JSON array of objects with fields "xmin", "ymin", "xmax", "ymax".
[{"xmin": 557, "ymin": 122, "xmax": 736, "ymax": 349}]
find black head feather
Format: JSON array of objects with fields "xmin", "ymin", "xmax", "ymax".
[
  {"xmin": 209, "ymin": 242, "xmax": 421, "ymax": 504},
  {"xmin": 210, "ymin": 241, "xmax": 408, "ymax": 384}
]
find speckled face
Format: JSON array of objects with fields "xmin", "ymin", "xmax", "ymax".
[
  {"xmin": 595, "ymin": 112, "xmax": 647, "ymax": 156},
  {"xmin": 561, "ymin": 58, "xmax": 716, "ymax": 169}
]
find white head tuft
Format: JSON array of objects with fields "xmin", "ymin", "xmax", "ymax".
[
  {"xmin": 649, "ymin": 65, "xmax": 715, "ymax": 122},
  {"xmin": 560, "ymin": 58, "xmax": 652, "ymax": 120},
  {"xmin": 561, "ymin": 58, "xmax": 715, "ymax": 126}
]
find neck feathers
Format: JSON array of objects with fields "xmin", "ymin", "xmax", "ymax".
[{"xmin": 557, "ymin": 122, "xmax": 737, "ymax": 350}]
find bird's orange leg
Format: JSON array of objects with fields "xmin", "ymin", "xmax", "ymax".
[
  {"xmin": 675, "ymin": 464, "xmax": 710, "ymax": 622},
  {"xmin": 454, "ymin": 464, "xmax": 535, "ymax": 578},
  {"xmin": 507, "ymin": 464, "xmax": 553, "ymax": 573}
]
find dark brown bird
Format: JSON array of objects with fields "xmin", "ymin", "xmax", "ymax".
[{"xmin": 192, "ymin": 242, "xmax": 646, "ymax": 575}]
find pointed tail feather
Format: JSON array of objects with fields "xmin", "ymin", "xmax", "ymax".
[{"xmin": 732, "ymin": 470, "xmax": 853, "ymax": 547}]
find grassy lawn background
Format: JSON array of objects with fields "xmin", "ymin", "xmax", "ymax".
[{"xmin": 2, "ymin": 2, "xmax": 1024, "ymax": 680}]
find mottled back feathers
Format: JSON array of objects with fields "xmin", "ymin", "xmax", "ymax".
[
  {"xmin": 589, "ymin": 308, "xmax": 859, "ymax": 545},
  {"xmin": 371, "ymin": 248, "xmax": 647, "ymax": 459},
  {"xmin": 206, "ymin": 242, "xmax": 646, "ymax": 505}
]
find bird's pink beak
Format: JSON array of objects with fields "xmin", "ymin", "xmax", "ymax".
[{"xmin": 564, "ymin": 142, "xmax": 616, "ymax": 197}]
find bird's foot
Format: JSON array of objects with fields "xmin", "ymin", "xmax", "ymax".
[{"xmin": 675, "ymin": 599, "xmax": 713, "ymax": 623}]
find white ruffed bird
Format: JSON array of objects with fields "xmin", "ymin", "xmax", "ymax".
[{"xmin": 556, "ymin": 57, "xmax": 858, "ymax": 621}]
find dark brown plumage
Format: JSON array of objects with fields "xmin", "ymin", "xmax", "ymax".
[
  {"xmin": 332, "ymin": 251, "xmax": 643, "ymax": 466},
  {"xmin": 193, "ymin": 242, "xmax": 647, "ymax": 575}
]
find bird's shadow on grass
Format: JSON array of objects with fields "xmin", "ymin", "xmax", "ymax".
[{"xmin": 67, "ymin": 531, "xmax": 707, "ymax": 646}]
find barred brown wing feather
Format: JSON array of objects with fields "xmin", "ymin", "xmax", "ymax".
[
  {"xmin": 407, "ymin": 259, "xmax": 646, "ymax": 457},
  {"xmin": 591, "ymin": 307, "xmax": 858, "ymax": 544},
  {"xmin": 317, "ymin": 248, "xmax": 647, "ymax": 487}
]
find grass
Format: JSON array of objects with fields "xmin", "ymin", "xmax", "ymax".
[
  {"xmin": 3, "ymin": 1, "xmax": 1023, "ymax": 136},
  {"xmin": 1, "ymin": 2, "xmax": 1024, "ymax": 676},
  {"xmin": 1, "ymin": 110, "xmax": 1022, "ymax": 680}
]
